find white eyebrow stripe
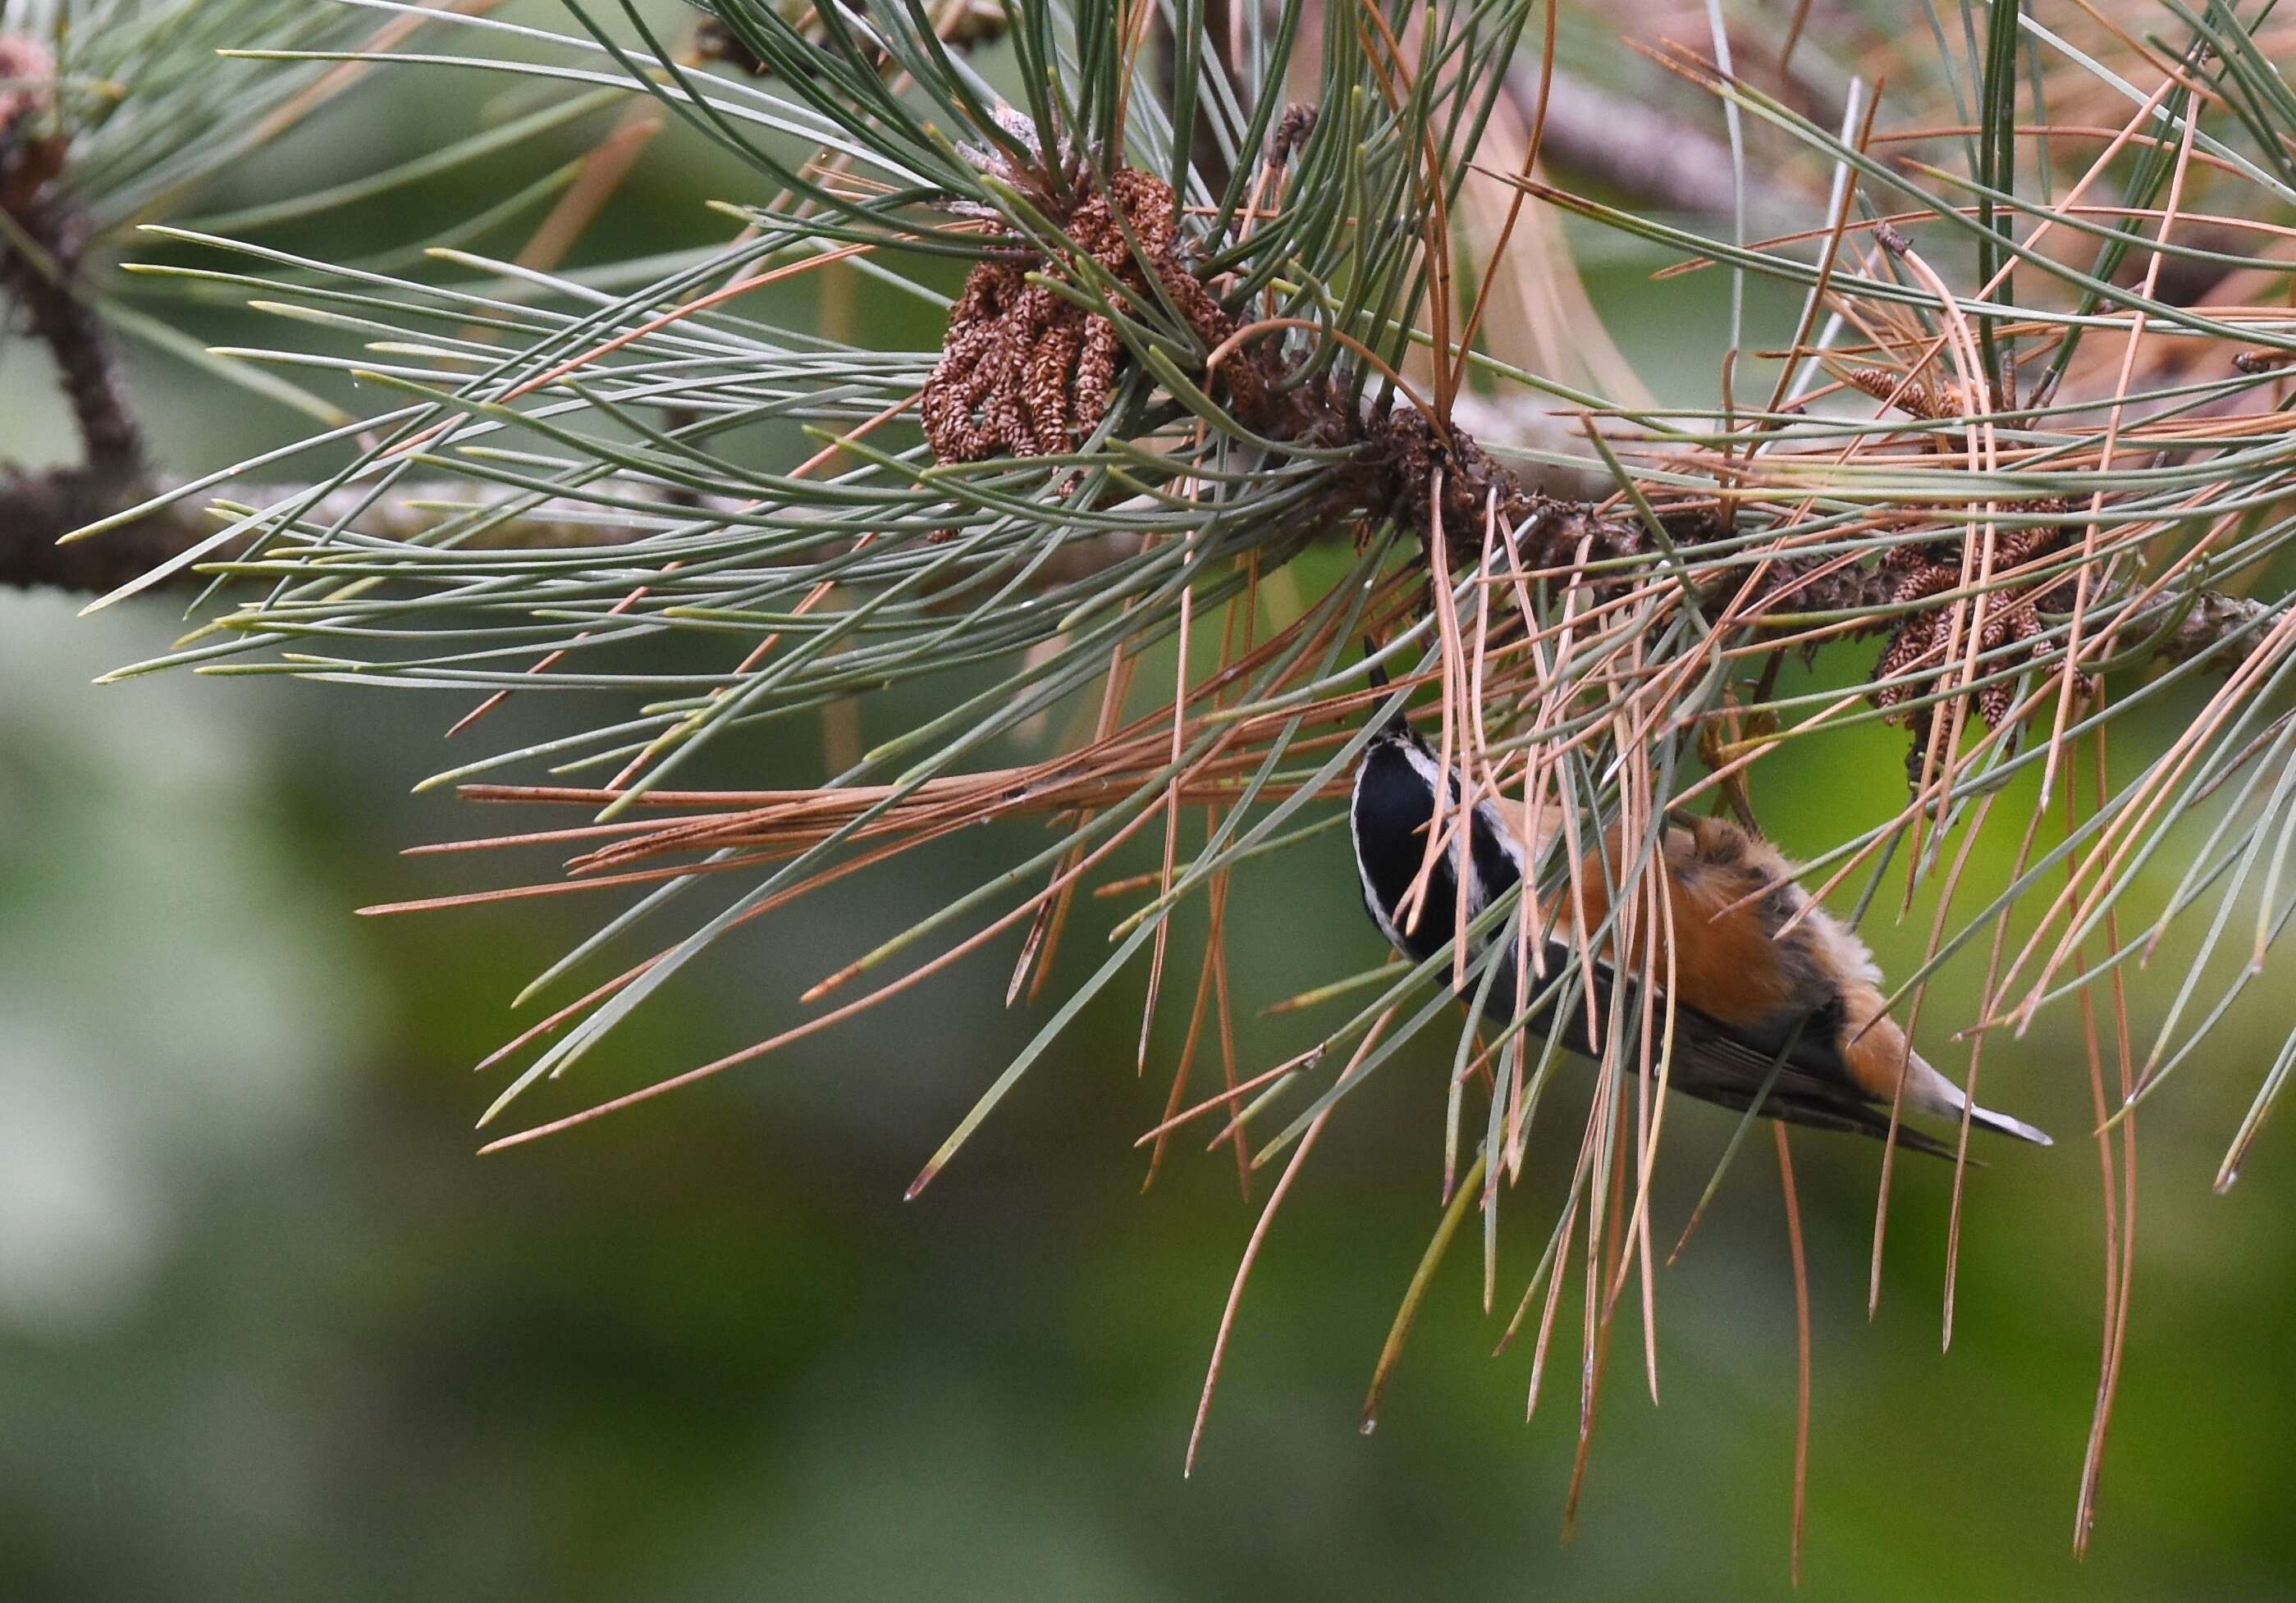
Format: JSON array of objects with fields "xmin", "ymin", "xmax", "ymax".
[
  {"xmin": 1398, "ymin": 736, "xmax": 1483, "ymax": 917},
  {"xmin": 1367, "ymin": 732, "xmax": 1523, "ymax": 927},
  {"xmin": 1477, "ymin": 797, "xmax": 1524, "ymax": 874},
  {"xmin": 1401, "ymin": 736, "xmax": 1526, "ymax": 893},
  {"xmin": 1394, "ymin": 733, "xmax": 1444, "ymax": 793}
]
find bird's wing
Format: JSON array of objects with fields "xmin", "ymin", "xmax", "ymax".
[
  {"xmin": 1505, "ymin": 951, "xmax": 1961, "ymax": 1158},
  {"xmin": 1484, "ymin": 803, "xmax": 1972, "ymax": 1156},
  {"xmin": 1667, "ymin": 1012, "xmax": 1963, "ymax": 1158}
]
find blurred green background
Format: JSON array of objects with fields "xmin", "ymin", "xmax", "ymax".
[{"xmin": 5, "ymin": 16, "xmax": 2296, "ymax": 1600}]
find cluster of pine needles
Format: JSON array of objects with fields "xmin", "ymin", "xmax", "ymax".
[{"xmin": 51, "ymin": 0, "xmax": 2296, "ymax": 1567}]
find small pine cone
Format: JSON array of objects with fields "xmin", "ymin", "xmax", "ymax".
[
  {"xmin": 1890, "ymin": 560, "xmax": 1960, "ymax": 607},
  {"xmin": 1881, "ymin": 534, "xmax": 1949, "ymax": 575},
  {"xmin": 1975, "ymin": 677, "xmax": 2017, "ymax": 728},
  {"xmin": 1845, "ymin": 366, "xmax": 1964, "ymax": 420},
  {"xmin": 1873, "ymin": 614, "xmax": 1942, "ymax": 715}
]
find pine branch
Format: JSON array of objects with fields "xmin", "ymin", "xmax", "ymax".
[
  {"xmin": 1, "ymin": 37, "xmax": 157, "ymax": 595},
  {"xmin": 0, "ymin": 477, "xmax": 669, "ymax": 596},
  {"xmin": 0, "ymin": 81, "xmax": 660, "ymax": 592},
  {"xmin": 1504, "ymin": 62, "xmax": 1786, "ymax": 219},
  {"xmin": 28, "ymin": 0, "xmax": 2296, "ymax": 1529},
  {"xmin": 26, "ymin": 0, "xmax": 2296, "ymax": 1210},
  {"xmin": 3, "ymin": 198, "xmax": 144, "ymax": 482}
]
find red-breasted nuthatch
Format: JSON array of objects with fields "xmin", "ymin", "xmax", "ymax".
[{"xmin": 1349, "ymin": 686, "xmax": 2050, "ymax": 1154}]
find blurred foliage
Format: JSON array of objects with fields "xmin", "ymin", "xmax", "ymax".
[
  {"xmin": 10, "ymin": 593, "xmax": 2296, "ymax": 1601},
  {"xmin": 6, "ymin": 3, "xmax": 2296, "ymax": 1599}
]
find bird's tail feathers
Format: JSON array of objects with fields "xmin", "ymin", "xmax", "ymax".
[
  {"xmin": 1909, "ymin": 1051, "xmax": 2053, "ymax": 1146},
  {"xmin": 1964, "ymin": 1102, "xmax": 2054, "ymax": 1147}
]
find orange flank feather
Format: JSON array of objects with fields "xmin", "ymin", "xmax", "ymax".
[
  {"xmin": 1517, "ymin": 806, "xmax": 1918, "ymax": 1089},
  {"xmin": 1647, "ymin": 820, "xmax": 1816, "ymax": 1033},
  {"xmin": 1519, "ymin": 809, "xmax": 1831, "ymax": 1030},
  {"xmin": 1488, "ymin": 792, "xmax": 2051, "ymax": 1149},
  {"xmin": 1835, "ymin": 989, "xmax": 1918, "ymax": 1104},
  {"xmin": 1395, "ymin": 744, "xmax": 2048, "ymax": 1149}
]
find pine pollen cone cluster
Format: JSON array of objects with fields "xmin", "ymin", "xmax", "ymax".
[
  {"xmin": 920, "ymin": 166, "xmax": 1260, "ymax": 467},
  {"xmin": 1873, "ymin": 518, "xmax": 2093, "ymax": 730},
  {"xmin": 1838, "ymin": 368, "xmax": 2094, "ymax": 751}
]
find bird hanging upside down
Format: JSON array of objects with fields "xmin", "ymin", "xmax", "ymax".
[{"xmin": 1347, "ymin": 686, "xmax": 2050, "ymax": 1156}]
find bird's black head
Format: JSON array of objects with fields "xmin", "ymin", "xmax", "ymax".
[
  {"xmin": 1352, "ymin": 733, "xmax": 1449, "ymax": 961},
  {"xmin": 1349, "ymin": 715, "xmax": 1523, "ymax": 966}
]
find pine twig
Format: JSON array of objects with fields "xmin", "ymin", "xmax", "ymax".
[{"xmin": 1, "ymin": 38, "xmax": 155, "ymax": 595}]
